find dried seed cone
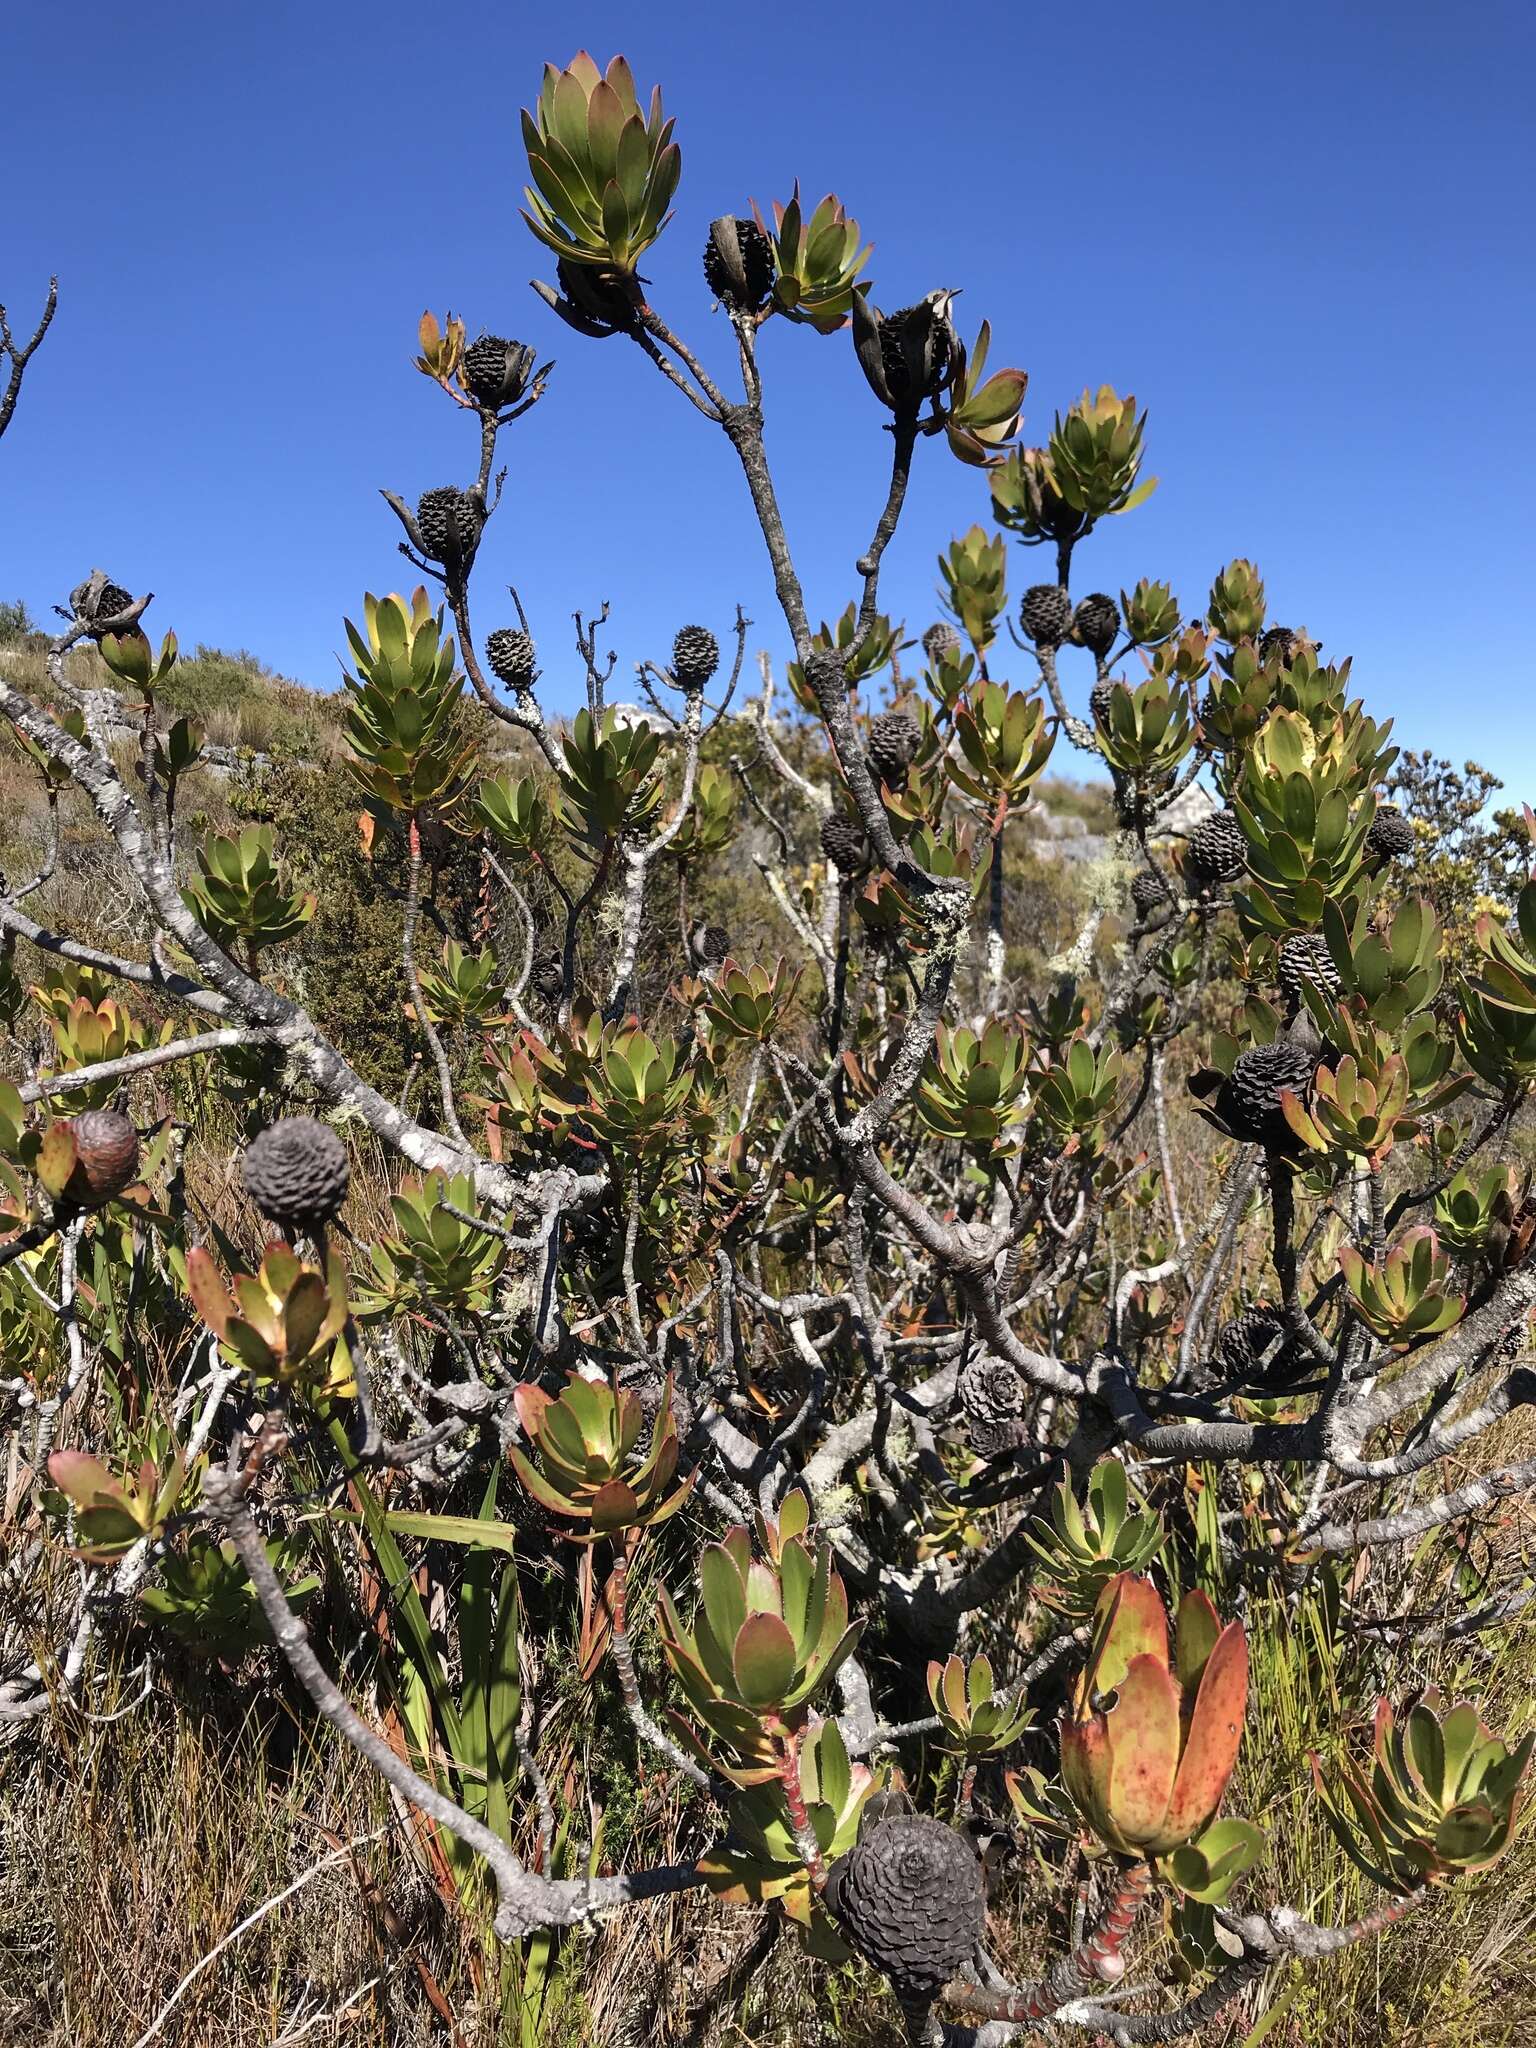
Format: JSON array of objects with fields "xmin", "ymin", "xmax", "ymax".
[
  {"xmin": 867, "ymin": 711, "xmax": 920, "ymax": 789},
  {"xmin": 958, "ymin": 1353, "xmax": 1024, "ymax": 1427},
  {"xmin": 922, "ymin": 622, "xmax": 961, "ymax": 666},
  {"xmin": 461, "ymin": 334, "xmax": 535, "ymax": 410},
  {"xmin": 820, "ymin": 811, "xmax": 869, "ymax": 875},
  {"xmin": 66, "ymin": 1108, "xmax": 140, "ymax": 1208},
  {"xmin": 1020, "ymin": 583, "xmax": 1073, "ymax": 649},
  {"xmin": 828, "ymin": 1815, "xmax": 986, "ymax": 1999},
  {"xmin": 1186, "ymin": 807, "xmax": 1247, "ymax": 887},
  {"xmin": 696, "ymin": 923, "xmax": 730, "ymax": 967},
  {"xmin": 1216, "ymin": 1303, "xmax": 1304, "ymax": 1388},
  {"xmin": 702, "ymin": 216, "xmax": 776, "ymax": 314},
  {"xmin": 1259, "ymin": 623, "xmax": 1306, "ymax": 667},
  {"xmin": 1367, "ymin": 804, "xmax": 1416, "ymax": 861},
  {"xmin": 415, "ymin": 487, "xmax": 481, "ymax": 565},
  {"xmin": 530, "ymin": 951, "xmax": 565, "ymax": 1003},
  {"xmin": 1131, "ymin": 869, "xmax": 1168, "ymax": 918},
  {"xmin": 958, "ymin": 1354, "xmax": 1025, "ymax": 1457},
  {"xmin": 1223, "ymin": 1040, "xmax": 1316, "ymax": 1146},
  {"xmin": 968, "ymin": 1413, "xmax": 1026, "ymax": 1459},
  {"xmin": 70, "ymin": 577, "xmax": 136, "ymax": 636},
  {"xmin": 556, "ymin": 257, "xmax": 640, "ymax": 332},
  {"xmin": 1277, "ymin": 932, "xmax": 1342, "ymax": 1006},
  {"xmin": 672, "ymin": 625, "xmax": 720, "ymax": 686},
  {"xmin": 1071, "ymin": 592, "xmax": 1120, "ymax": 659},
  {"xmin": 242, "ymin": 1117, "xmax": 350, "ymax": 1231},
  {"xmin": 486, "ymin": 627, "xmax": 537, "ymax": 691}
]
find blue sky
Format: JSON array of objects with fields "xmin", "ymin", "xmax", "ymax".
[{"xmin": 4, "ymin": 1, "xmax": 1533, "ymax": 795}]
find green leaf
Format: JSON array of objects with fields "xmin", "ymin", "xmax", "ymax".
[
  {"xmin": 732, "ymin": 1611, "xmax": 798, "ymax": 1708},
  {"xmin": 332, "ymin": 1419, "xmax": 464, "ymax": 1757}
]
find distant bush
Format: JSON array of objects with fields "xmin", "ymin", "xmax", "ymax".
[
  {"xmin": 156, "ymin": 645, "xmax": 340, "ymax": 758},
  {"xmin": 0, "ymin": 597, "xmax": 37, "ymax": 642}
]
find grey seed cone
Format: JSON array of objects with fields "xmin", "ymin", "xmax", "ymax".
[
  {"xmin": 242, "ymin": 1117, "xmax": 350, "ymax": 1231},
  {"xmin": 827, "ymin": 1815, "xmax": 986, "ymax": 1999}
]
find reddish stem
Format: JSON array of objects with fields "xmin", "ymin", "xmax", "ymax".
[
  {"xmin": 775, "ymin": 1730, "xmax": 827, "ymax": 1893},
  {"xmin": 940, "ymin": 1860, "xmax": 1154, "ymax": 2022}
]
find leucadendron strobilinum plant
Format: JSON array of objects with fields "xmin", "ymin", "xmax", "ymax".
[{"xmin": 3, "ymin": 44, "xmax": 1534, "ymax": 2044}]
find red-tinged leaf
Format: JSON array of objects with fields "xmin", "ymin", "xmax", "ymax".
[
  {"xmin": 508, "ymin": 1445, "xmax": 587, "ymax": 1520},
  {"xmin": 47, "ymin": 1450, "xmax": 116, "ymax": 1506},
  {"xmin": 184, "ymin": 1247, "xmax": 233, "ymax": 1336},
  {"xmin": 589, "ymin": 1478, "xmax": 639, "ymax": 1535},
  {"xmin": 282, "ymin": 1272, "xmax": 331, "ymax": 1364},
  {"xmin": 643, "ymin": 1475, "xmax": 696, "ymax": 1529},
  {"xmin": 1165, "ymin": 1621, "xmax": 1248, "ymax": 1844},
  {"xmin": 513, "ymin": 1383, "xmax": 552, "ymax": 1440},
  {"xmin": 1090, "ymin": 1573, "xmax": 1169, "ymax": 1697},
  {"xmin": 261, "ymin": 1242, "xmax": 302, "ymax": 1296},
  {"xmin": 1173, "ymin": 1588, "xmax": 1222, "ymax": 1696},
  {"xmin": 1060, "ymin": 1709, "xmax": 1113, "ymax": 1829},
  {"xmin": 941, "ymin": 1655, "xmax": 967, "ymax": 1723},
  {"xmin": 37, "ymin": 1122, "xmax": 78, "ymax": 1200},
  {"xmin": 220, "ymin": 1318, "xmax": 279, "ymax": 1377},
  {"xmin": 1105, "ymin": 1653, "xmax": 1181, "ymax": 1843}
]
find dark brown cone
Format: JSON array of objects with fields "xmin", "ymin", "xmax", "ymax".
[
  {"xmin": 672, "ymin": 625, "xmax": 719, "ymax": 687},
  {"xmin": 415, "ymin": 487, "xmax": 482, "ymax": 568},
  {"xmin": 461, "ymin": 334, "xmax": 536, "ymax": 410},
  {"xmin": 66, "ymin": 1109, "xmax": 140, "ymax": 1208},
  {"xmin": 530, "ymin": 951, "xmax": 565, "ymax": 1003},
  {"xmin": 820, "ymin": 811, "xmax": 869, "ymax": 876},
  {"xmin": 922, "ymin": 622, "xmax": 961, "ymax": 666},
  {"xmin": 1366, "ymin": 804, "xmax": 1416, "ymax": 861},
  {"xmin": 1070, "ymin": 592, "xmax": 1120, "ymax": 658},
  {"xmin": 1186, "ymin": 807, "xmax": 1246, "ymax": 887},
  {"xmin": 957, "ymin": 1353, "xmax": 1024, "ymax": 1427},
  {"xmin": 702, "ymin": 217, "xmax": 776, "ymax": 314},
  {"xmin": 867, "ymin": 711, "xmax": 920, "ymax": 789},
  {"xmin": 1131, "ymin": 869, "xmax": 1169, "ymax": 918},
  {"xmin": 1277, "ymin": 932, "xmax": 1342, "ymax": 1007},
  {"xmin": 1215, "ymin": 1303, "xmax": 1307, "ymax": 1388},
  {"xmin": 70, "ymin": 577, "xmax": 137, "ymax": 637},
  {"xmin": 486, "ymin": 627, "xmax": 537, "ymax": 690},
  {"xmin": 1220, "ymin": 1040, "xmax": 1316, "ymax": 1147},
  {"xmin": 1020, "ymin": 583, "xmax": 1072, "ymax": 649}
]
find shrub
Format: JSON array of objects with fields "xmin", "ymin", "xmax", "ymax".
[{"xmin": 1, "ymin": 49, "xmax": 1534, "ymax": 2048}]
